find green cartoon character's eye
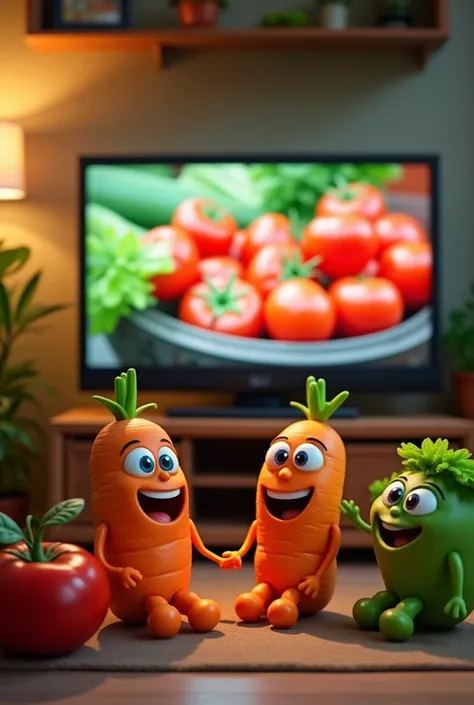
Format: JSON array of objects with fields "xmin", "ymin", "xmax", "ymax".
[
  {"xmin": 404, "ymin": 488, "xmax": 438, "ymax": 516},
  {"xmin": 382, "ymin": 481, "xmax": 405, "ymax": 507}
]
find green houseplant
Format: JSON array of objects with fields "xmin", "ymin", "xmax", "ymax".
[
  {"xmin": 0, "ymin": 243, "xmax": 65, "ymax": 523},
  {"xmin": 170, "ymin": 0, "xmax": 229, "ymax": 28},
  {"xmin": 378, "ymin": 0, "xmax": 414, "ymax": 27},
  {"xmin": 444, "ymin": 284, "xmax": 474, "ymax": 418}
]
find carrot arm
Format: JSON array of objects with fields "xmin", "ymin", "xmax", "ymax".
[
  {"xmin": 315, "ymin": 523, "xmax": 341, "ymax": 578},
  {"xmin": 229, "ymin": 520, "xmax": 257, "ymax": 559},
  {"xmin": 190, "ymin": 520, "xmax": 225, "ymax": 566},
  {"xmin": 94, "ymin": 523, "xmax": 121, "ymax": 575}
]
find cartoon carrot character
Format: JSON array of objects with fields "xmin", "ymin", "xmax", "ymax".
[
  {"xmin": 224, "ymin": 377, "xmax": 349, "ymax": 629},
  {"xmin": 90, "ymin": 368, "xmax": 240, "ymax": 639}
]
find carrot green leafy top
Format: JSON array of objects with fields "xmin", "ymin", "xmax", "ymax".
[
  {"xmin": 290, "ymin": 376, "xmax": 349, "ymax": 423},
  {"xmin": 93, "ymin": 368, "xmax": 157, "ymax": 421},
  {"xmin": 398, "ymin": 437, "xmax": 474, "ymax": 488}
]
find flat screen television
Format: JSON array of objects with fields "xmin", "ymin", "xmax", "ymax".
[{"xmin": 80, "ymin": 154, "xmax": 441, "ymax": 409}]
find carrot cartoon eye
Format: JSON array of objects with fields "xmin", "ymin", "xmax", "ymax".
[
  {"xmin": 158, "ymin": 447, "xmax": 179, "ymax": 474},
  {"xmin": 293, "ymin": 443, "xmax": 325, "ymax": 472},
  {"xmin": 123, "ymin": 447, "xmax": 156, "ymax": 477},
  {"xmin": 265, "ymin": 441, "xmax": 291, "ymax": 470}
]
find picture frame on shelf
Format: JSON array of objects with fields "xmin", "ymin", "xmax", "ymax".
[{"xmin": 52, "ymin": 0, "xmax": 130, "ymax": 31}]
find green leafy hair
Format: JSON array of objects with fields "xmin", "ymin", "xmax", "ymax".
[
  {"xmin": 369, "ymin": 438, "xmax": 474, "ymax": 501},
  {"xmin": 93, "ymin": 368, "xmax": 157, "ymax": 421},
  {"xmin": 290, "ymin": 376, "xmax": 349, "ymax": 423}
]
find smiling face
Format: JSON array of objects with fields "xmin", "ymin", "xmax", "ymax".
[
  {"xmin": 90, "ymin": 418, "xmax": 189, "ymax": 535},
  {"xmin": 370, "ymin": 471, "xmax": 452, "ymax": 552},
  {"xmin": 257, "ymin": 419, "xmax": 346, "ymax": 528}
]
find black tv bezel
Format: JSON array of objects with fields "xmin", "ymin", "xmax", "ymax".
[{"xmin": 79, "ymin": 153, "xmax": 442, "ymax": 394}]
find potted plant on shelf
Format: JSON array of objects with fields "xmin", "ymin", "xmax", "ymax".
[
  {"xmin": 0, "ymin": 243, "xmax": 65, "ymax": 524},
  {"xmin": 444, "ymin": 285, "xmax": 474, "ymax": 418},
  {"xmin": 378, "ymin": 0, "xmax": 414, "ymax": 28},
  {"xmin": 319, "ymin": 0, "xmax": 352, "ymax": 30},
  {"xmin": 170, "ymin": 0, "xmax": 229, "ymax": 29}
]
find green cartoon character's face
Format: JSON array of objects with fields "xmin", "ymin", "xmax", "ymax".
[{"xmin": 370, "ymin": 471, "xmax": 458, "ymax": 552}]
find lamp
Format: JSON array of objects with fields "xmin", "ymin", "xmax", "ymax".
[{"xmin": 0, "ymin": 122, "xmax": 25, "ymax": 200}]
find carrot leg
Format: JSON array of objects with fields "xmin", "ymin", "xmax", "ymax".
[
  {"xmin": 235, "ymin": 583, "xmax": 274, "ymax": 623},
  {"xmin": 144, "ymin": 595, "xmax": 182, "ymax": 639},
  {"xmin": 173, "ymin": 589, "xmax": 220, "ymax": 633},
  {"xmin": 267, "ymin": 588, "xmax": 300, "ymax": 630}
]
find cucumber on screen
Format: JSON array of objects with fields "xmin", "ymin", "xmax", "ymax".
[
  {"xmin": 86, "ymin": 166, "xmax": 193, "ymax": 230},
  {"xmin": 86, "ymin": 165, "xmax": 259, "ymax": 230},
  {"xmin": 86, "ymin": 203, "xmax": 146, "ymax": 239},
  {"xmin": 125, "ymin": 164, "xmax": 174, "ymax": 178}
]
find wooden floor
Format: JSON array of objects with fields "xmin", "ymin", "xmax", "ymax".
[{"xmin": 1, "ymin": 671, "xmax": 473, "ymax": 704}]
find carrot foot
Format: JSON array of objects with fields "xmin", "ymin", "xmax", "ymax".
[
  {"xmin": 267, "ymin": 598, "xmax": 298, "ymax": 629},
  {"xmin": 147, "ymin": 604, "xmax": 182, "ymax": 639},
  {"xmin": 187, "ymin": 598, "xmax": 221, "ymax": 633},
  {"xmin": 235, "ymin": 592, "xmax": 266, "ymax": 623}
]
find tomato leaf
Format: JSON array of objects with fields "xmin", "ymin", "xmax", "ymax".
[
  {"xmin": 0, "ymin": 513, "xmax": 25, "ymax": 545},
  {"xmin": 39, "ymin": 498, "xmax": 85, "ymax": 528},
  {"xmin": 5, "ymin": 548, "xmax": 31, "ymax": 561}
]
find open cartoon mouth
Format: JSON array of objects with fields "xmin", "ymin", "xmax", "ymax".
[
  {"xmin": 137, "ymin": 488, "xmax": 185, "ymax": 524},
  {"xmin": 263, "ymin": 488, "xmax": 314, "ymax": 520},
  {"xmin": 377, "ymin": 517, "xmax": 422, "ymax": 549}
]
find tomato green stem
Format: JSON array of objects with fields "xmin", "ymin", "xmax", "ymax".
[
  {"xmin": 198, "ymin": 273, "xmax": 245, "ymax": 320},
  {"xmin": 201, "ymin": 202, "xmax": 228, "ymax": 223},
  {"xmin": 31, "ymin": 525, "xmax": 46, "ymax": 562},
  {"xmin": 280, "ymin": 252, "xmax": 322, "ymax": 282}
]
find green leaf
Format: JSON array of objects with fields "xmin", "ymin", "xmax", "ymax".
[
  {"xmin": 2, "ymin": 361, "xmax": 38, "ymax": 386},
  {"xmin": 5, "ymin": 548, "xmax": 31, "ymax": 561},
  {"xmin": 0, "ymin": 513, "xmax": 24, "ymax": 545},
  {"xmin": 15, "ymin": 272, "xmax": 41, "ymax": 322},
  {"xmin": 40, "ymin": 498, "xmax": 85, "ymax": 528},
  {"xmin": 18, "ymin": 303, "xmax": 65, "ymax": 328},
  {"xmin": 0, "ymin": 248, "xmax": 30, "ymax": 277},
  {"xmin": 0, "ymin": 281, "xmax": 11, "ymax": 331}
]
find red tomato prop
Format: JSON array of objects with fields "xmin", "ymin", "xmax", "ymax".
[
  {"xmin": 246, "ymin": 243, "xmax": 321, "ymax": 298},
  {"xmin": 198, "ymin": 256, "xmax": 243, "ymax": 283},
  {"xmin": 329, "ymin": 276, "xmax": 404, "ymax": 337},
  {"xmin": 317, "ymin": 182, "xmax": 386, "ymax": 223},
  {"xmin": 379, "ymin": 241, "xmax": 433, "ymax": 310},
  {"xmin": 264, "ymin": 278, "xmax": 336, "ymax": 342},
  {"xmin": 179, "ymin": 274, "xmax": 264, "ymax": 338},
  {"xmin": 302, "ymin": 214, "xmax": 377, "ymax": 279},
  {"xmin": 375, "ymin": 213, "xmax": 427, "ymax": 255},
  {"xmin": 0, "ymin": 499, "xmax": 109, "ymax": 656},
  {"xmin": 142, "ymin": 225, "xmax": 199, "ymax": 301},
  {"xmin": 229, "ymin": 229, "xmax": 248, "ymax": 261},
  {"xmin": 172, "ymin": 197, "xmax": 237, "ymax": 258},
  {"xmin": 242, "ymin": 213, "xmax": 295, "ymax": 264}
]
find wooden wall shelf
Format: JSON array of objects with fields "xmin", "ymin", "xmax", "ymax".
[
  {"xmin": 24, "ymin": 26, "xmax": 449, "ymax": 69},
  {"xmin": 49, "ymin": 409, "xmax": 474, "ymax": 550}
]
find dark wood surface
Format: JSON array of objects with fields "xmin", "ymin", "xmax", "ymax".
[{"xmin": 1, "ymin": 670, "xmax": 473, "ymax": 705}]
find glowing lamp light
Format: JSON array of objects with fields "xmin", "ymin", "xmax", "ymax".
[{"xmin": 0, "ymin": 122, "xmax": 25, "ymax": 201}]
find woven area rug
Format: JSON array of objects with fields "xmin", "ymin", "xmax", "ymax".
[{"xmin": 2, "ymin": 564, "xmax": 474, "ymax": 673}]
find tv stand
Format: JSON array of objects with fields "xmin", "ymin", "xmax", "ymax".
[{"xmin": 167, "ymin": 393, "xmax": 360, "ymax": 419}]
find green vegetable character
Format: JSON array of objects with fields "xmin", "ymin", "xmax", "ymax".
[{"xmin": 341, "ymin": 438, "xmax": 474, "ymax": 642}]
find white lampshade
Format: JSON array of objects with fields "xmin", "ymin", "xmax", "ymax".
[{"xmin": 0, "ymin": 122, "xmax": 25, "ymax": 200}]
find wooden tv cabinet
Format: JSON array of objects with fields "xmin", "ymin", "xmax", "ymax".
[{"xmin": 48, "ymin": 409, "xmax": 474, "ymax": 549}]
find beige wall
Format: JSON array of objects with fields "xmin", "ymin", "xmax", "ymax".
[{"xmin": 1, "ymin": 1, "xmax": 474, "ymax": 467}]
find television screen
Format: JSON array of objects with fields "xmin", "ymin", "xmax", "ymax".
[{"xmin": 80, "ymin": 156, "xmax": 440, "ymax": 392}]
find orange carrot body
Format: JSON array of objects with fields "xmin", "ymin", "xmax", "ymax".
[
  {"xmin": 90, "ymin": 418, "xmax": 194, "ymax": 622},
  {"xmin": 229, "ymin": 377, "xmax": 349, "ymax": 628},
  {"xmin": 255, "ymin": 420, "xmax": 345, "ymax": 603}
]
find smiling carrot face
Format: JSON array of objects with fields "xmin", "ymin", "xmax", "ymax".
[
  {"xmin": 90, "ymin": 369, "xmax": 240, "ymax": 639},
  {"xmin": 223, "ymin": 377, "xmax": 349, "ymax": 629}
]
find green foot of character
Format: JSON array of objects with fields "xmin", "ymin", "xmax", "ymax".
[{"xmin": 354, "ymin": 593, "xmax": 423, "ymax": 642}]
